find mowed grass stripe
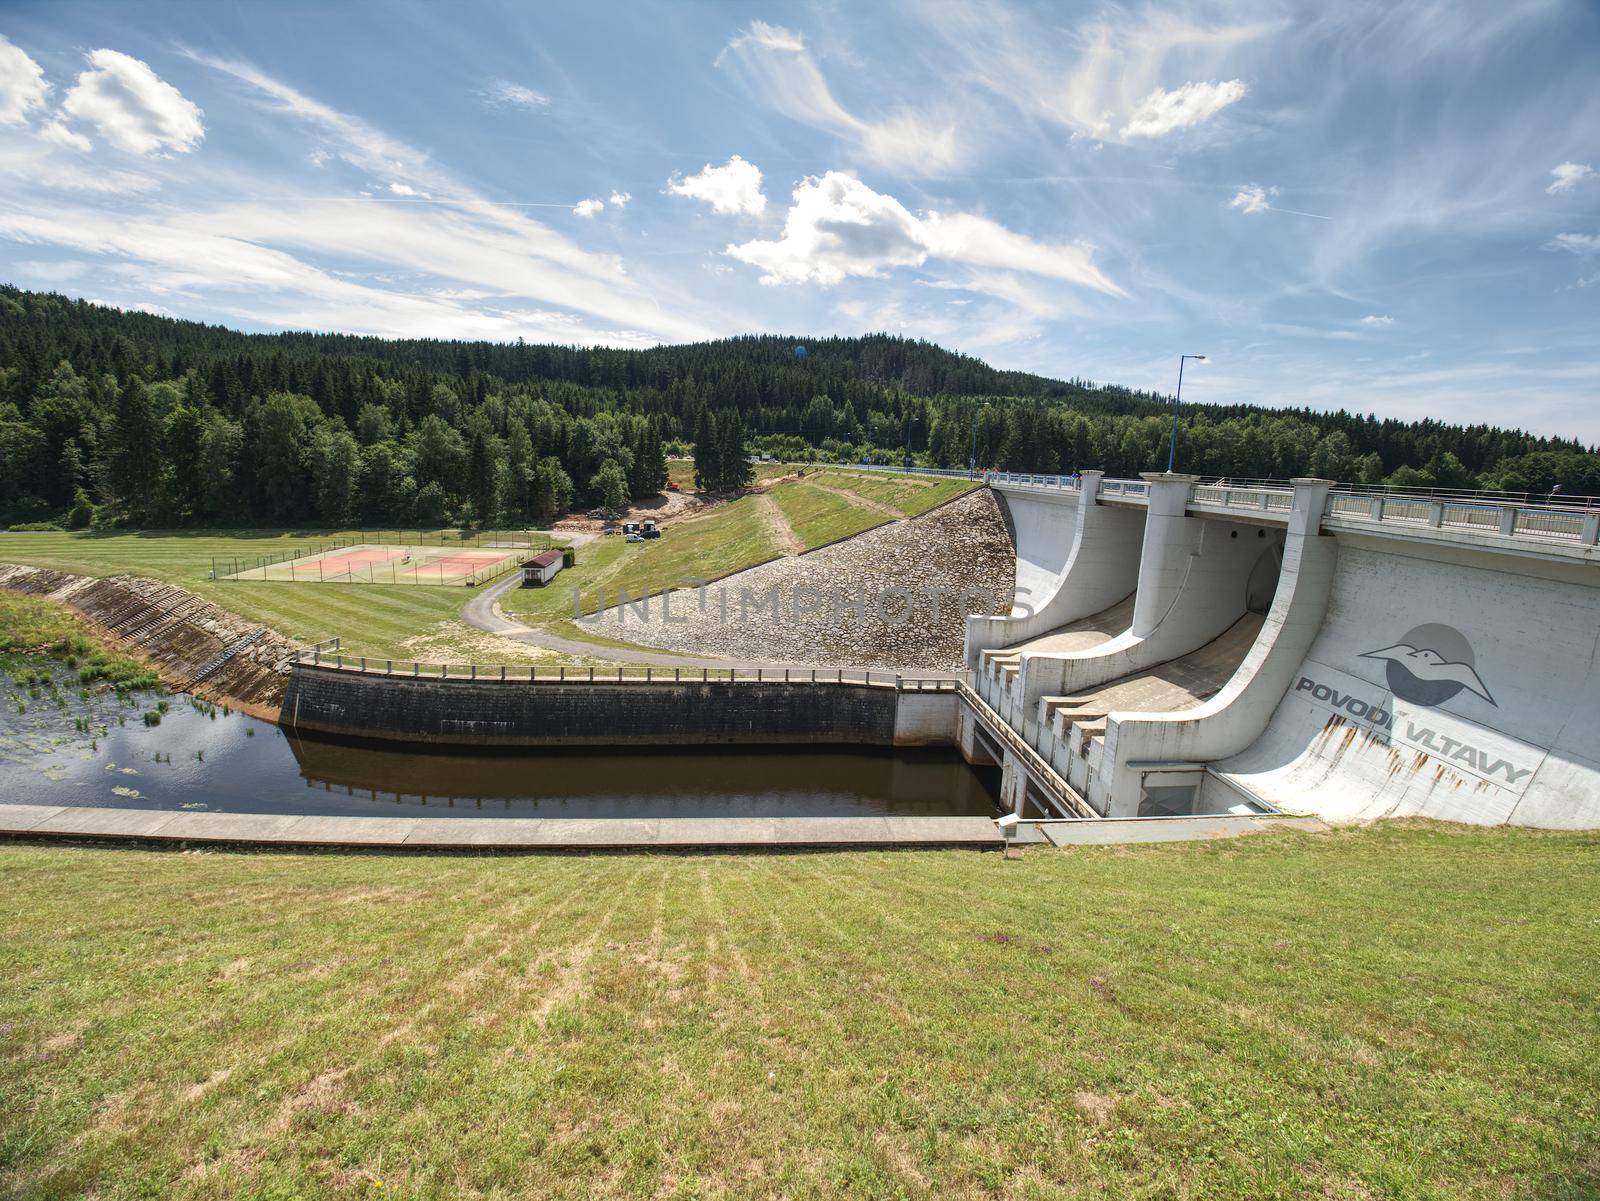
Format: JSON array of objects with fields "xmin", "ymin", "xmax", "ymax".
[
  {"xmin": 1, "ymin": 825, "xmax": 1598, "ymax": 1197},
  {"xmin": 769, "ymin": 480, "xmax": 889, "ymax": 549},
  {"xmin": 811, "ymin": 469, "xmax": 978, "ymax": 517}
]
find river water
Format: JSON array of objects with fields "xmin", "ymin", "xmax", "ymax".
[{"xmin": 0, "ymin": 664, "xmax": 1000, "ymax": 820}]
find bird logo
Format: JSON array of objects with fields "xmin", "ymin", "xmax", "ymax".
[{"xmin": 1360, "ymin": 623, "xmax": 1495, "ymax": 708}]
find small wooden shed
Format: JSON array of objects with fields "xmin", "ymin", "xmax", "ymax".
[{"xmin": 521, "ymin": 549, "xmax": 564, "ymax": 586}]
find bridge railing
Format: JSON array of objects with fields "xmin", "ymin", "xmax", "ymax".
[
  {"xmin": 1321, "ymin": 492, "xmax": 1600, "ymax": 545},
  {"xmin": 294, "ymin": 647, "xmax": 962, "ymax": 691},
  {"xmin": 987, "ymin": 470, "xmax": 1600, "ymax": 548},
  {"xmin": 1191, "ymin": 483, "xmax": 1294, "ymax": 514}
]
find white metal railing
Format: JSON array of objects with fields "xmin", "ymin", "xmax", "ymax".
[
  {"xmin": 1320, "ymin": 492, "xmax": 1600, "ymax": 546},
  {"xmin": 986, "ymin": 470, "xmax": 1600, "ymax": 550}
]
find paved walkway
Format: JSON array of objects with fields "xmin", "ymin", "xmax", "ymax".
[{"xmin": 0, "ymin": 804, "xmax": 1002, "ymax": 850}]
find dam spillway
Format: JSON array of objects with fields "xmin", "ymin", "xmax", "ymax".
[{"xmin": 972, "ymin": 470, "xmax": 1600, "ymax": 829}]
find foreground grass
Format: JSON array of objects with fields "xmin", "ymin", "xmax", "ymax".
[{"xmin": 0, "ymin": 823, "xmax": 1595, "ymax": 1199}]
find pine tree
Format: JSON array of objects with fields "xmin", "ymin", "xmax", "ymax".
[
  {"xmin": 692, "ymin": 408, "xmax": 721, "ymax": 491},
  {"xmin": 103, "ymin": 378, "xmax": 163, "ymax": 517},
  {"xmin": 719, "ymin": 410, "xmax": 752, "ymax": 490}
]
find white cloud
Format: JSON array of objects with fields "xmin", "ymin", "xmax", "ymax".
[
  {"xmin": 1229, "ymin": 184, "xmax": 1273, "ymax": 214},
  {"xmin": 1121, "ymin": 79, "xmax": 1246, "ymax": 139},
  {"xmin": 666, "ymin": 155, "xmax": 766, "ymax": 216},
  {"xmin": 389, "ymin": 181, "xmax": 425, "ymax": 197},
  {"xmin": 39, "ymin": 120, "xmax": 92, "ymax": 152},
  {"xmin": 1226, "ymin": 182, "xmax": 1330, "ymax": 221},
  {"xmin": 922, "ymin": 8, "xmax": 1270, "ymax": 144},
  {"xmin": 480, "ymin": 80, "xmax": 549, "ymax": 109},
  {"xmin": 0, "ymin": 34, "xmax": 50, "ymax": 126},
  {"xmin": 1546, "ymin": 162, "xmax": 1594, "ymax": 194},
  {"xmin": 723, "ymin": 19, "xmax": 807, "ymax": 54},
  {"xmin": 726, "ymin": 171, "xmax": 1124, "ymax": 299},
  {"xmin": 1547, "ymin": 232, "xmax": 1600, "ymax": 255},
  {"xmin": 1359, "ymin": 314, "xmax": 1395, "ymax": 327},
  {"xmin": 608, "ymin": 190, "xmax": 631, "ymax": 208},
  {"xmin": 8, "ymin": 50, "xmax": 725, "ymax": 345},
  {"xmin": 61, "ymin": 49, "xmax": 204, "ymax": 156},
  {"xmin": 716, "ymin": 22, "xmax": 960, "ymax": 174},
  {"xmin": 573, "ymin": 198, "xmax": 604, "ymax": 217}
]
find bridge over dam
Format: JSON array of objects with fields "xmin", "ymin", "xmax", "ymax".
[{"xmin": 268, "ymin": 467, "xmax": 1599, "ymax": 833}]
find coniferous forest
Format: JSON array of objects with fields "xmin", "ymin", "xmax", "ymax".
[{"xmin": 1, "ymin": 286, "xmax": 1596, "ymax": 529}]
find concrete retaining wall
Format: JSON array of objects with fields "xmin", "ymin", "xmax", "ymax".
[{"xmin": 283, "ymin": 665, "xmax": 949, "ymax": 748}]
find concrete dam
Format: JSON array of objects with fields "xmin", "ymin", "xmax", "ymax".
[{"xmin": 969, "ymin": 471, "xmax": 1600, "ymax": 829}]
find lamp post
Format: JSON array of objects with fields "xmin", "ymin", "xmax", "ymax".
[
  {"xmin": 1166, "ymin": 354, "xmax": 1208, "ymax": 473},
  {"xmin": 968, "ymin": 399, "xmax": 987, "ymax": 478}
]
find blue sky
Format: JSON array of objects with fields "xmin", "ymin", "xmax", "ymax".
[{"xmin": 1, "ymin": 1, "xmax": 1597, "ymax": 439}]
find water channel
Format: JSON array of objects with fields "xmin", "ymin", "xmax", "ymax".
[{"xmin": 1, "ymin": 664, "xmax": 1001, "ymax": 821}]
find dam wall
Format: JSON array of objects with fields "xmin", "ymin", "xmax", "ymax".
[
  {"xmin": 1204, "ymin": 537, "xmax": 1600, "ymax": 829},
  {"xmin": 282, "ymin": 663, "xmax": 960, "ymax": 749},
  {"xmin": 966, "ymin": 470, "xmax": 1600, "ymax": 828}
]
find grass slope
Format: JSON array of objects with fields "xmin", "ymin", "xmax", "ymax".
[
  {"xmin": 810, "ymin": 468, "xmax": 978, "ymax": 517},
  {"xmin": 769, "ymin": 481, "xmax": 886, "ymax": 550},
  {"xmin": 502, "ymin": 496, "xmax": 780, "ymax": 622},
  {"xmin": 1, "ymin": 824, "xmax": 1596, "ymax": 1200}
]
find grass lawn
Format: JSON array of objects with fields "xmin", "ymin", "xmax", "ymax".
[
  {"xmin": 810, "ymin": 468, "xmax": 978, "ymax": 517},
  {"xmin": 501, "ymin": 496, "xmax": 781, "ymax": 620},
  {"xmin": 770, "ymin": 480, "xmax": 889, "ymax": 549},
  {"xmin": 0, "ymin": 529, "xmax": 484, "ymax": 662},
  {"xmin": 0, "ymin": 823, "xmax": 1596, "ymax": 1199}
]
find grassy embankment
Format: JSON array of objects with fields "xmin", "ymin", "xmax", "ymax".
[
  {"xmin": 769, "ymin": 469, "xmax": 978, "ymax": 550},
  {"xmin": 809, "ymin": 467, "xmax": 978, "ymax": 517},
  {"xmin": 0, "ymin": 823, "xmax": 1596, "ymax": 1199},
  {"xmin": 0, "ymin": 529, "xmax": 482, "ymax": 664},
  {"xmin": 0, "ymin": 590, "xmax": 157, "ymax": 692},
  {"xmin": 499, "ymin": 495, "xmax": 781, "ymax": 627},
  {"xmin": 769, "ymin": 481, "xmax": 886, "ymax": 549}
]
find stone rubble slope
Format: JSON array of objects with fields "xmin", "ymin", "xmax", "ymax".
[
  {"xmin": 583, "ymin": 489, "xmax": 1017, "ymax": 670},
  {"xmin": 0, "ymin": 564, "xmax": 300, "ymax": 711}
]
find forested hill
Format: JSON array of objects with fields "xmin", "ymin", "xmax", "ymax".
[
  {"xmin": 0, "ymin": 286, "xmax": 1150, "ymax": 412},
  {"xmin": 1, "ymin": 286, "xmax": 1596, "ymax": 529}
]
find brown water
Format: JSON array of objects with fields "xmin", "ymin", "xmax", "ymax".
[{"xmin": 1, "ymin": 664, "xmax": 1000, "ymax": 819}]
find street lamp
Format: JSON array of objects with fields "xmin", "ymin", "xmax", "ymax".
[
  {"xmin": 1166, "ymin": 354, "xmax": 1208, "ymax": 473},
  {"xmin": 968, "ymin": 399, "xmax": 987, "ymax": 478}
]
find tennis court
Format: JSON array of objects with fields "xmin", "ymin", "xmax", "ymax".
[{"xmin": 222, "ymin": 543, "xmax": 524, "ymax": 586}]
